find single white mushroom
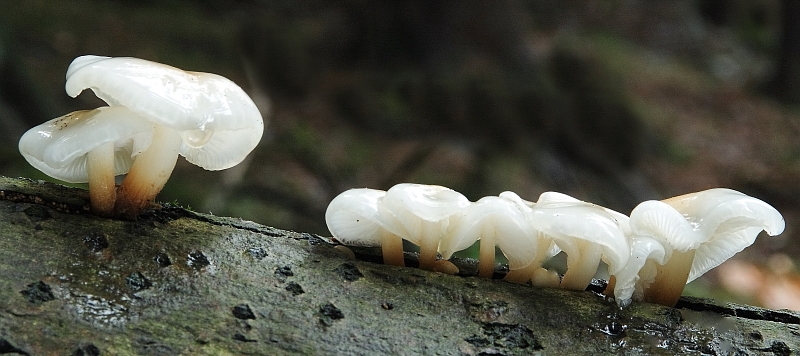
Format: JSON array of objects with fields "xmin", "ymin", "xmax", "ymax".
[
  {"xmin": 325, "ymin": 188, "xmax": 405, "ymax": 266},
  {"xmin": 492, "ymin": 192, "xmax": 559, "ymax": 286},
  {"xmin": 529, "ymin": 192, "xmax": 629, "ymax": 291},
  {"xmin": 663, "ymin": 188, "xmax": 785, "ymax": 282},
  {"xmin": 610, "ymin": 200, "xmax": 694, "ymax": 307},
  {"xmin": 379, "ymin": 183, "xmax": 471, "ymax": 270},
  {"xmin": 614, "ymin": 188, "xmax": 785, "ymax": 307},
  {"xmin": 442, "ymin": 194, "xmax": 538, "ymax": 278},
  {"xmin": 18, "ymin": 107, "xmax": 154, "ymax": 216},
  {"xmin": 65, "ymin": 55, "xmax": 263, "ymax": 219}
]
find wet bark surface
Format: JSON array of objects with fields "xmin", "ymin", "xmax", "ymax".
[{"xmin": 0, "ymin": 176, "xmax": 798, "ymax": 355}]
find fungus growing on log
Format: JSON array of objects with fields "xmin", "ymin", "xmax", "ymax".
[
  {"xmin": 612, "ymin": 189, "xmax": 785, "ymax": 307},
  {"xmin": 379, "ymin": 183, "xmax": 470, "ymax": 271},
  {"xmin": 324, "ymin": 184, "xmax": 784, "ymax": 308},
  {"xmin": 64, "ymin": 55, "xmax": 263, "ymax": 219},
  {"xmin": 325, "ymin": 188, "xmax": 406, "ymax": 266},
  {"xmin": 442, "ymin": 194, "xmax": 537, "ymax": 278},
  {"xmin": 18, "ymin": 107, "xmax": 154, "ymax": 216}
]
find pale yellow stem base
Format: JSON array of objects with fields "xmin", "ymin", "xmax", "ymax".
[
  {"xmin": 114, "ymin": 125, "xmax": 181, "ymax": 220},
  {"xmin": 560, "ymin": 244, "xmax": 602, "ymax": 290},
  {"xmin": 478, "ymin": 232, "xmax": 496, "ymax": 278},
  {"xmin": 380, "ymin": 231, "xmax": 405, "ymax": 267},
  {"xmin": 643, "ymin": 249, "xmax": 696, "ymax": 307},
  {"xmin": 87, "ymin": 142, "xmax": 116, "ymax": 217}
]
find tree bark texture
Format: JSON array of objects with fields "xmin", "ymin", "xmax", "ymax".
[{"xmin": 0, "ymin": 176, "xmax": 798, "ymax": 355}]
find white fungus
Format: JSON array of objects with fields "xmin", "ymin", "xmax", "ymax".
[{"xmin": 64, "ymin": 55, "xmax": 263, "ymax": 219}]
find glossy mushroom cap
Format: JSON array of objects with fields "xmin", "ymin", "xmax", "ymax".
[
  {"xmin": 325, "ymin": 188, "xmax": 406, "ymax": 267},
  {"xmin": 63, "ymin": 55, "xmax": 264, "ymax": 219},
  {"xmin": 65, "ymin": 55, "xmax": 263, "ymax": 170},
  {"xmin": 530, "ymin": 192, "xmax": 629, "ymax": 290},
  {"xmin": 444, "ymin": 195, "xmax": 538, "ymax": 278},
  {"xmin": 326, "ymin": 188, "xmax": 387, "ymax": 246},
  {"xmin": 614, "ymin": 189, "xmax": 785, "ymax": 307},
  {"xmin": 380, "ymin": 183, "xmax": 471, "ymax": 270},
  {"xmin": 662, "ymin": 188, "xmax": 786, "ymax": 283},
  {"xmin": 18, "ymin": 107, "xmax": 154, "ymax": 183}
]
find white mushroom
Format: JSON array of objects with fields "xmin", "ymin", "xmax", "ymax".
[
  {"xmin": 65, "ymin": 55, "xmax": 263, "ymax": 219},
  {"xmin": 379, "ymin": 183, "xmax": 471, "ymax": 270},
  {"xmin": 325, "ymin": 188, "xmax": 405, "ymax": 266},
  {"xmin": 492, "ymin": 191, "xmax": 559, "ymax": 286},
  {"xmin": 610, "ymin": 200, "xmax": 694, "ymax": 307},
  {"xmin": 442, "ymin": 193, "xmax": 538, "ymax": 278},
  {"xmin": 529, "ymin": 192, "xmax": 629, "ymax": 291},
  {"xmin": 614, "ymin": 188, "xmax": 785, "ymax": 307},
  {"xmin": 663, "ymin": 188, "xmax": 785, "ymax": 282},
  {"xmin": 18, "ymin": 107, "xmax": 154, "ymax": 216}
]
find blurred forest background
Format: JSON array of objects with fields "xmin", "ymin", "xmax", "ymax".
[{"xmin": 2, "ymin": 0, "xmax": 800, "ymax": 310}]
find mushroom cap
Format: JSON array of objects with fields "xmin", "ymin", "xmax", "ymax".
[
  {"xmin": 441, "ymin": 195, "xmax": 537, "ymax": 267},
  {"xmin": 530, "ymin": 192, "xmax": 630, "ymax": 274},
  {"xmin": 325, "ymin": 188, "xmax": 387, "ymax": 247},
  {"xmin": 628, "ymin": 200, "xmax": 701, "ymax": 252},
  {"xmin": 65, "ymin": 55, "xmax": 264, "ymax": 171},
  {"xmin": 18, "ymin": 107, "xmax": 154, "ymax": 183},
  {"xmin": 379, "ymin": 183, "xmax": 471, "ymax": 245},
  {"xmin": 537, "ymin": 191, "xmax": 632, "ymax": 235},
  {"xmin": 662, "ymin": 188, "xmax": 785, "ymax": 282}
]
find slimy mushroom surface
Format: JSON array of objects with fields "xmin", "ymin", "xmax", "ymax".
[
  {"xmin": 444, "ymin": 194, "xmax": 537, "ymax": 278},
  {"xmin": 64, "ymin": 55, "xmax": 264, "ymax": 219},
  {"xmin": 614, "ymin": 189, "xmax": 785, "ymax": 307},
  {"xmin": 323, "ymin": 184, "xmax": 785, "ymax": 308},
  {"xmin": 18, "ymin": 107, "xmax": 154, "ymax": 216},
  {"xmin": 325, "ymin": 188, "xmax": 406, "ymax": 266},
  {"xmin": 530, "ymin": 192, "xmax": 629, "ymax": 291},
  {"xmin": 378, "ymin": 183, "xmax": 471, "ymax": 271}
]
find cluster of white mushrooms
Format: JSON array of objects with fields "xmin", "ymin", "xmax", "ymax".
[
  {"xmin": 18, "ymin": 56, "xmax": 263, "ymax": 219},
  {"xmin": 325, "ymin": 183, "xmax": 785, "ymax": 307}
]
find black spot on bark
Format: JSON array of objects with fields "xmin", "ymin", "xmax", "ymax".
[
  {"xmin": 154, "ymin": 252, "xmax": 171, "ymax": 267},
  {"xmin": 335, "ymin": 262, "xmax": 363, "ymax": 281},
  {"xmin": 232, "ymin": 333, "xmax": 257, "ymax": 342},
  {"xmin": 285, "ymin": 282, "xmax": 304, "ymax": 296},
  {"xmin": 319, "ymin": 303, "xmax": 344, "ymax": 326},
  {"xmin": 274, "ymin": 266, "xmax": 293, "ymax": 281},
  {"xmin": 232, "ymin": 304, "xmax": 256, "ymax": 320},
  {"xmin": 83, "ymin": 232, "xmax": 109, "ymax": 252},
  {"xmin": 20, "ymin": 281, "xmax": 55, "ymax": 304},
  {"xmin": 23, "ymin": 204, "xmax": 52, "ymax": 221},
  {"xmin": 599, "ymin": 321, "xmax": 627, "ymax": 337},
  {"xmin": 125, "ymin": 272, "xmax": 152, "ymax": 292},
  {"xmin": 247, "ymin": 247, "xmax": 268, "ymax": 260},
  {"xmin": 187, "ymin": 251, "xmax": 210, "ymax": 269}
]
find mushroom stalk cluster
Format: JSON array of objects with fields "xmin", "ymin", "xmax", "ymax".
[
  {"xmin": 325, "ymin": 184, "xmax": 784, "ymax": 307},
  {"xmin": 19, "ymin": 55, "xmax": 263, "ymax": 219}
]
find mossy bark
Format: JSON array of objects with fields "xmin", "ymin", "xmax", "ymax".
[{"xmin": 0, "ymin": 176, "xmax": 798, "ymax": 355}]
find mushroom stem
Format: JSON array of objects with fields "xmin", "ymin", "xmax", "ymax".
[
  {"xmin": 417, "ymin": 223, "xmax": 441, "ymax": 270},
  {"xmin": 114, "ymin": 125, "xmax": 182, "ymax": 219},
  {"xmin": 560, "ymin": 243, "xmax": 603, "ymax": 290},
  {"xmin": 643, "ymin": 249, "xmax": 696, "ymax": 307},
  {"xmin": 86, "ymin": 141, "xmax": 116, "ymax": 217},
  {"xmin": 504, "ymin": 263, "xmax": 537, "ymax": 284},
  {"xmin": 478, "ymin": 227, "xmax": 496, "ymax": 278},
  {"xmin": 380, "ymin": 230, "xmax": 405, "ymax": 267}
]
